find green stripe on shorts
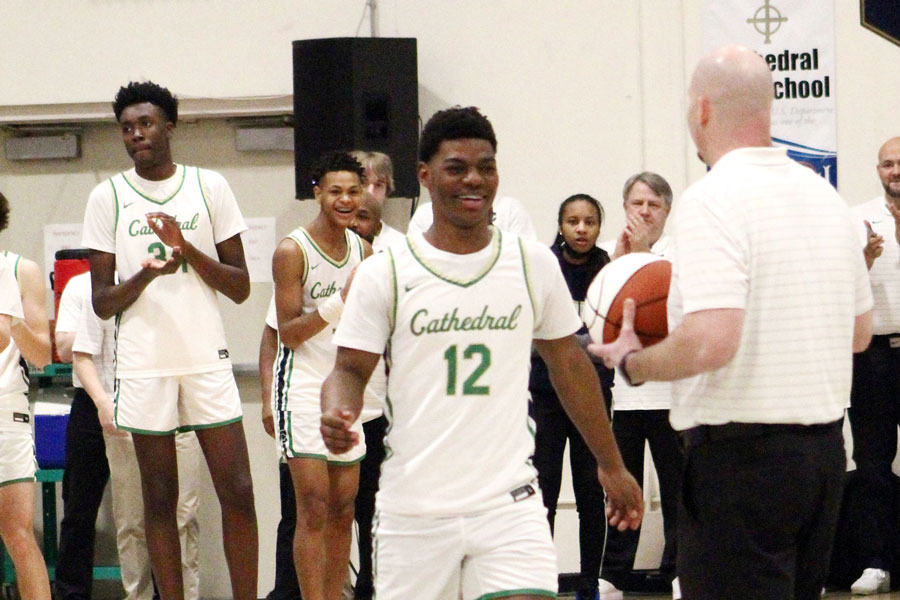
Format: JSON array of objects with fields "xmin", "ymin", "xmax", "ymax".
[
  {"xmin": 0, "ymin": 476, "xmax": 36, "ymax": 488},
  {"xmin": 475, "ymin": 589, "xmax": 556, "ymax": 600},
  {"xmin": 178, "ymin": 416, "xmax": 243, "ymax": 433},
  {"xmin": 118, "ymin": 424, "xmax": 179, "ymax": 436}
]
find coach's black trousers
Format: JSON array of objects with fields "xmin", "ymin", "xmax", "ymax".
[{"xmin": 677, "ymin": 421, "xmax": 844, "ymax": 600}]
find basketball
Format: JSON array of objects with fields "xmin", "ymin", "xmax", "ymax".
[{"xmin": 582, "ymin": 253, "xmax": 671, "ymax": 347}]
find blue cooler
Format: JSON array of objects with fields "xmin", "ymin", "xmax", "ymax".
[{"xmin": 33, "ymin": 403, "xmax": 70, "ymax": 469}]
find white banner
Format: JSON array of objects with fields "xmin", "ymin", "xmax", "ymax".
[{"xmin": 703, "ymin": 0, "xmax": 837, "ymax": 185}]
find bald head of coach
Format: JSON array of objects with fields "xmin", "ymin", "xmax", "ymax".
[{"xmin": 594, "ymin": 44, "xmax": 873, "ymax": 600}]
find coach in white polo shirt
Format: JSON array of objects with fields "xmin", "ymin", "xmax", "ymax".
[
  {"xmin": 844, "ymin": 136, "xmax": 900, "ymax": 595},
  {"xmin": 594, "ymin": 45, "xmax": 873, "ymax": 600}
]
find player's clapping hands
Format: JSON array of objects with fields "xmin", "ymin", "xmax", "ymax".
[
  {"xmin": 140, "ymin": 247, "xmax": 183, "ymax": 276},
  {"xmin": 141, "ymin": 212, "xmax": 185, "ymax": 275},
  {"xmin": 146, "ymin": 212, "xmax": 187, "ymax": 249}
]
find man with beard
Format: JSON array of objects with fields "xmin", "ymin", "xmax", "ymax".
[{"xmin": 845, "ymin": 136, "xmax": 900, "ymax": 595}]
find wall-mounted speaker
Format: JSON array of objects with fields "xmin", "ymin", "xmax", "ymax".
[
  {"xmin": 292, "ymin": 37, "xmax": 419, "ymax": 199},
  {"xmin": 5, "ymin": 133, "xmax": 81, "ymax": 160}
]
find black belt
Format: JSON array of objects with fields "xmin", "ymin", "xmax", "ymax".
[
  {"xmin": 869, "ymin": 334, "xmax": 900, "ymax": 349},
  {"xmin": 679, "ymin": 420, "xmax": 841, "ymax": 450}
]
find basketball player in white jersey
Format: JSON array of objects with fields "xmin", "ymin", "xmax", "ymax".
[
  {"xmin": 320, "ymin": 107, "xmax": 643, "ymax": 600},
  {"xmin": 272, "ymin": 151, "xmax": 372, "ymax": 600},
  {"xmin": 0, "ymin": 196, "xmax": 52, "ymax": 375},
  {"xmin": 81, "ymin": 82, "xmax": 257, "ymax": 600},
  {"xmin": 0, "ymin": 191, "xmax": 53, "ymax": 600}
]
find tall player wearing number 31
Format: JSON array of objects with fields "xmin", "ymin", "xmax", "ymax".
[
  {"xmin": 321, "ymin": 107, "xmax": 643, "ymax": 600},
  {"xmin": 81, "ymin": 81, "xmax": 258, "ymax": 600}
]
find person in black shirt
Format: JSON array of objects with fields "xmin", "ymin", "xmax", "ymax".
[{"xmin": 529, "ymin": 194, "xmax": 617, "ymax": 600}]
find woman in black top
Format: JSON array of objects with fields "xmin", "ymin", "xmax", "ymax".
[{"xmin": 529, "ymin": 194, "xmax": 616, "ymax": 600}]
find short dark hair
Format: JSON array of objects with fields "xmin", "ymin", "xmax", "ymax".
[
  {"xmin": 418, "ymin": 106, "xmax": 497, "ymax": 163},
  {"xmin": 553, "ymin": 193, "xmax": 604, "ymax": 248},
  {"xmin": 0, "ymin": 191, "xmax": 9, "ymax": 232},
  {"xmin": 309, "ymin": 151, "xmax": 365, "ymax": 188},
  {"xmin": 113, "ymin": 81, "xmax": 179, "ymax": 125}
]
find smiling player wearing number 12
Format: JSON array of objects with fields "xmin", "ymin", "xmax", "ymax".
[
  {"xmin": 320, "ymin": 107, "xmax": 643, "ymax": 600},
  {"xmin": 81, "ymin": 81, "xmax": 258, "ymax": 600}
]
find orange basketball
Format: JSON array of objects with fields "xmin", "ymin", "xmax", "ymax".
[{"xmin": 582, "ymin": 253, "xmax": 671, "ymax": 347}]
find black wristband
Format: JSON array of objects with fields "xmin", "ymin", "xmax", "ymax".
[{"xmin": 618, "ymin": 350, "xmax": 644, "ymax": 387}]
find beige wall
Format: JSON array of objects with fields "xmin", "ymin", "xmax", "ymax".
[{"xmin": 6, "ymin": 0, "xmax": 900, "ymax": 596}]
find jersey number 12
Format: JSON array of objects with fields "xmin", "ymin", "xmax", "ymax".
[{"xmin": 443, "ymin": 344, "xmax": 491, "ymax": 396}]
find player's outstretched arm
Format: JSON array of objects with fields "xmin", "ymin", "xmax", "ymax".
[
  {"xmin": 320, "ymin": 346, "xmax": 379, "ymax": 454},
  {"xmin": 12, "ymin": 259, "xmax": 51, "ymax": 368},
  {"xmin": 535, "ymin": 335, "xmax": 643, "ymax": 531},
  {"xmin": 145, "ymin": 212, "xmax": 250, "ymax": 304},
  {"xmin": 258, "ymin": 324, "xmax": 278, "ymax": 438}
]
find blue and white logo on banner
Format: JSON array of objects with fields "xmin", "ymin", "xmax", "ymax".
[{"xmin": 774, "ymin": 138, "xmax": 837, "ymax": 187}]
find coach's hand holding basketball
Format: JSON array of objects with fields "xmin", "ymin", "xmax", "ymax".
[{"xmin": 589, "ymin": 298, "xmax": 643, "ymax": 372}]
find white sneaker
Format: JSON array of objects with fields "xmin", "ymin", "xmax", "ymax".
[
  {"xmin": 851, "ymin": 568, "xmax": 890, "ymax": 595},
  {"xmin": 672, "ymin": 576, "xmax": 681, "ymax": 600},
  {"xmin": 597, "ymin": 578, "xmax": 623, "ymax": 600}
]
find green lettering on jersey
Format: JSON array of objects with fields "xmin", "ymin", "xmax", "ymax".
[
  {"xmin": 410, "ymin": 304, "xmax": 521, "ymax": 336},
  {"xmin": 310, "ymin": 280, "xmax": 338, "ymax": 299},
  {"xmin": 443, "ymin": 343, "xmax": 491, "ymax": 396},
  {"xmin": 127, "ymin": 212, "xmax": 201, "ymax": 237}
]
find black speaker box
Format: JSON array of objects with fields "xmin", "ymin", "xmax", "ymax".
[{"xmin": 293, "ymin": 37, "xmax": 419, "ymax": 199}]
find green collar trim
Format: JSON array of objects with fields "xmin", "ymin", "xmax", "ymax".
[
  {"xmin": 299, "ymin": 228, "xmax": 353, "ymax": 268},
  {"xmin": 121, "ymin": 164, "xmax": 186, "ymax": 205},
  {"xmin": 406, "ymin": 227, "xmax": 502, "ymax": 288}
]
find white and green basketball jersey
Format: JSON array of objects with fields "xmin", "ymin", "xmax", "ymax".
[
  {"xmin": 0, "ymin": 252, "xmax": 28, "ymax": 410},
  {"xmin": 108, "ymin": 166, "xmax": 232, "ymax": 377},
  {"xmin": 379, "ymin": 230, "xmax": 540, "ymax": 515},
  {"xmin": 273, "ymin": 227, "xmax": 365, "ymax": 414}
]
